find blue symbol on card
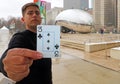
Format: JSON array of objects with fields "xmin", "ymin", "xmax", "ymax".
[
  {"xmin": 54, "ymin": 44, "xmax": 59, "ymax": 49},
  {"xmin": 38, "ymin": 26, "xmax": 42, "ymax": 32},
  {"xmin": 54, "ymin": 51, "xmax": 59, "ymax": 57},
  {"xmin": 38, "ymin": 34, "xmax": 42, "ymax": 39},
  {"xmin": 42, "ymin": 32, "xmax": 54, "ymax": 52}
]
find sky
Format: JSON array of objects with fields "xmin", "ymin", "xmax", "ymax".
[
  {"xmin": 0, "ymin": 0, "xmax": 92, "ymax": 20},
  {"xmin": 0, "ymin": 0, "xmax": 63, "ymax": 19}
]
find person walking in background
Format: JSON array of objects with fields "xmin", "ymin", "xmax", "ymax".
[
  {"xmin": 0, "ymin": 2, "xmax": 52, "ymax": 84},
  {"xmin": 100, "ymin": 28, "xmax": 104, "ymax": 34}
]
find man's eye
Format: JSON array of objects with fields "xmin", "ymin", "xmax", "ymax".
[
  {"xmin": 35, "ymin": 11, "xmax": 40, "ymax": 15},
  {"xmin": 27, "ymin": 12, "xmax": 33, "ymax": 15},
  {"xmin": 27, "ymin": 11, "xmax": 40, "ymax": 15}
]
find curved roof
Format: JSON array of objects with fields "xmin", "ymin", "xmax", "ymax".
[
  {"xmin": 55, "ymin": 9, "xmax": 93, "ymax": 25},
  {"xmin": 0, "ymin": 26, "xmax": 9, "ymax": 30}
]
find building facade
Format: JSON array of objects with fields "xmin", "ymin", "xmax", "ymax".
[
  {"xmin": 117, "ymin": 0, "xmax": 120, "ymax": 32},
  {"xmin": 93, "ymin": 0, "xmax": 119, "ymax": 32},
  {"xmin": 64, "ymin": 0, "xmax": 89, "ymax": 10}
]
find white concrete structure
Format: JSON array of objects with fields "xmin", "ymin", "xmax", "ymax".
[
  {"xmin": 110, "ymin": 47, "xmax": 120, "ymax": 60},
  {"xmin": 0, "ymin": 26, "xmax": 10, "ymax": 58}
]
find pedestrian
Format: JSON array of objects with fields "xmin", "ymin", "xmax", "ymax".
[
  {"xmin": 0, "ymin": 2, "xmax": 52, "ymax": 84},
  {"xmin": 100, "ymin": 28, "xmax": 104, "ymax": 34}
]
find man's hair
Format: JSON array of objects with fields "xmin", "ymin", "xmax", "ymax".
[{"xmin": 22, "ymin": 2, "xmax": 39, "ymax": 16}]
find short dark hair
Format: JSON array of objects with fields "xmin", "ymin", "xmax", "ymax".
[{"xmin": 22, "ymin": 2, "xmax": 39, "ymax": 16}]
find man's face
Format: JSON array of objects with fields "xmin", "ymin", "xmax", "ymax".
[{"xmin": 22, "ymin": 6, "xmax": 41, "ymax": 32}]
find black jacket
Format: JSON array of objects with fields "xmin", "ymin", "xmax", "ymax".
[{"xmin": 0, "ymin": 30, "xmax": 52, "ymax": 84}]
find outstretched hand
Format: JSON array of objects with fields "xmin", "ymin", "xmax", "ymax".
[{"xmin": 2, "ymin": 48, "xmax": 43, "ymax": 82}]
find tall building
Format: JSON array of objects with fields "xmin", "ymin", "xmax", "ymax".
[
  {"xmin": 117, "ymin": 0, "xmax": 120, "ymax": 32},
  {"xmin": 93, "ymin": 0, "xmax": 120, "ymax": 32},
  {"xmin": 93, "ymin": 0, "xmax": 117, "ymax": 30},
  {"xmin": 89, "ymin": 0, "xmax": 93, "ymax": 8},
  {"xmin": 64, "ymin": 0, "xmax": 89, "ymax": 10}
]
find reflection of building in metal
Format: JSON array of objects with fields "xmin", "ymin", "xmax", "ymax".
[
  {"xmin": 55, "ymin": 9, "xmax": 93, "ymax": 33},
  {"xmin": 93, "ymin": 0, "xmax": 120, "ymax": 32},
  {"xmin": 64, "ymin": 0, "xmax": 89, "ymax": 10}
]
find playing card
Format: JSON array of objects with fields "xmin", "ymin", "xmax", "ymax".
[{"xmin": 37, "ymin": 25, "xmax": 60, "ymax": 58}]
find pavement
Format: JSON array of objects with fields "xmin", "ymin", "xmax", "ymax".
[
  {"xmin": 52, "ymin": 47, "xmax": 120, "ymax": 84},
  {"xmin": 1, "ymin": 30, "xmax": 120, "ymax": 84}
]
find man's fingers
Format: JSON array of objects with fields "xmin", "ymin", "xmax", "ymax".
[
  {"xmin": 7, "ymin": 69, "xmax": 30, "ymax": 81},
  {"xmin": 4, "ymin": 63, "xmax": 29, "ymax": 73},
  {"xmin": 7, "ymin": 48, "xmax": 43, "ymax": 60},
  {"xmin": 4, "ymin": 56, "xmax": 33, "ymax": 65}
]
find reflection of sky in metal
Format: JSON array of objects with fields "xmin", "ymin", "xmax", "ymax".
[{"xmin": 55, "ymin": 9, "xmax": 93, "ymax": 25}]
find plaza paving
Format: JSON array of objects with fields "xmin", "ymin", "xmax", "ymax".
[
  {"xmin": 1, "ymin": 30, "xmax": 120, "ymax": 84},
  {"xmin": 53, "ymin": 50, "xmax": 120, "ymax": 84}
]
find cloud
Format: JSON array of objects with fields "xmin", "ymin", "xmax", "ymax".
[
  {"xmin": 0, "ymin": 0, "xmax": 32, "ymax": 19},
  {"xmin": 0, "ymin": 0, "xmax": 63, "ymax": 19}
]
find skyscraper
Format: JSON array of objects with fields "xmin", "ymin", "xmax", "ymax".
[
  {"xmin": 89, "ymin": 0, "xmax": 93, "ymax": 8},
  {"xmin": 64, "ymin": 0, "xmax": 89, "ymax": 10},
  {"xmin": 93, "ymin": 0, "xmax": 119, "ymax": 32},
  {"xmin": 117, "ymin": 0, "xmax": 120, "ymax": 32},
  {"xmin": 93, "ymin": 0, "xmax": 116, "ymax": 29}
]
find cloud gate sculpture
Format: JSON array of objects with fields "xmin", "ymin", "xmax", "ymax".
[{"xmin": 55, "ymin": 9, "xmax": 93, "ymax": 33}]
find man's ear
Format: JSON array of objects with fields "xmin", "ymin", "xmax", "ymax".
[{"xmin": 21, "ymin": 17, "xmax": 24, "ymax": 23}]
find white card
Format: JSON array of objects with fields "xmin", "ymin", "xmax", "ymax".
[{"xmin": 37, "ymin": 25, "xmax": 60, "ymax": 58}]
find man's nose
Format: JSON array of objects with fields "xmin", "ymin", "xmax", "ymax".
[{"xmin": 32, "ymin": 13, "xmax": 37, "ymax": 16}]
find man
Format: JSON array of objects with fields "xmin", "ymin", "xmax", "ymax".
[{"xmin": 0, "ymin": 2, "xmax": 52, "ymax": 84}]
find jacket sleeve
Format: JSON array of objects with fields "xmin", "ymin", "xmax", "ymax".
[{"xmin": 0, "ymin": 49, "xmax": 8, "ymax": 76}]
